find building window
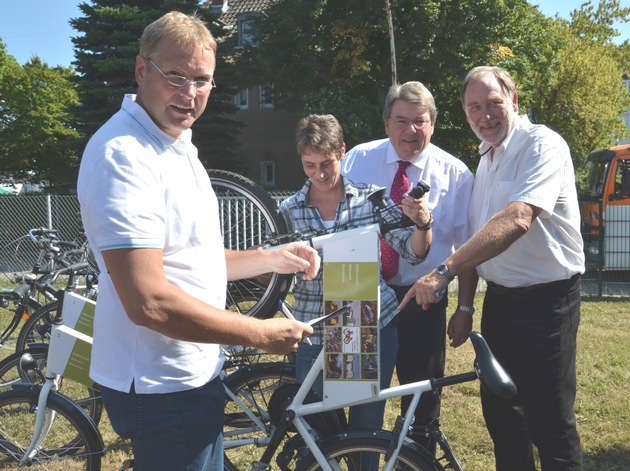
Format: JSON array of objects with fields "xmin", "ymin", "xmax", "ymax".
[
  {"xmin": 261, "ymin": 161, "xmax": 275, "ymax": 187},
  {"xmin": 235, "ymin": 88, "xmax": 249, "ymax": 110},
  {"xmin": 237, "ymin": 12, "xmax": 262, "ymax": 47},
  {"xmin": 260, "ymin": 84, "xmax": 274, "ymax": 110}
]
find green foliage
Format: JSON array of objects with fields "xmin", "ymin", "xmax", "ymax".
[
  {"xmin": 238, "ymin": 0, "xmax": 630, "ymax": 174},
  {"xmin": 2, "ymin": 0, "xmax": 630, "ymax": 186},
  {"xmin": 529, "ymin": 0, "xmax": 630, "ymax": 181},
  {"xmin": 70, "ymin": 0, "xmax": 243, "ymax": 171},
  {"xmin": 0, "ymin": 50, "xmax": 80, "ymax": 188}
]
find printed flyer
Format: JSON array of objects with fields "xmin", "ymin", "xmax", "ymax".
[{"xmin": 322, "ymin": 229, "xmax": 380, "ymax": 408}]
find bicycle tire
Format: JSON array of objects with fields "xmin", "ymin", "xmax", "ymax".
[
  {"xmin": 0, "ymin": 347, "xmax": 103, "ymax": 425},
  {"xmin": 0, "ymin": 384, "xmax": 104, "ymax": 470},
  {"xmin": 222, "ymin": 361, "xmax": 296, "ymax": 468},
  {"xmin": 0, "ymin": 294, "xmax": 43, "ymax": 362},
  {"xmin": 15, "ymin": 300, "xmax": 56, "ymax": 352},
  {"xmin": 295, "ymin": 430, "xmax": 441, "ymax": 471},
  {"xmin": 223, "ymin": 361, "xmax": 296, "ymax": 428},
  {"xmin": 208, "ymin": 169, "xmax": 292, "ymax": 319}
]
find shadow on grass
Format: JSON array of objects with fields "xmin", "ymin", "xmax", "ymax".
[{"xmin": 584, "ymin": 444, "xmax": 630, "ymax": 471}]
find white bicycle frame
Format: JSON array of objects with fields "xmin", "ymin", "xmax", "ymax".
[
  {"xmin": 248, "ymin": 222, "xmax": 439, "ymax": 470},
  {"xmin": 18, "ymin": 323, "xmax": 66, "ymax": 465},
  {"xmin": 279, "ymin": 346, "xmax": 427, "ymax": 471},
  {"xmin": 17, "ymin": 290, "xmax": 97, "ymax": 466}
]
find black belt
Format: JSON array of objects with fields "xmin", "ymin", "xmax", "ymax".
[{"xmin": 486, "ymin": 273, "xmax": 580, "ymax": 296}]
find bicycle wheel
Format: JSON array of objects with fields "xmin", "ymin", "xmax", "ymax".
[
  {"xmin": 0, "ymin": 385, "xmax": 104, "ymax": 470},
  {"xmin": 295, "ymin": 430, "xmax": 441, "ymax": 471},
  {"xmin": 15, "ymin": 300, "xmax": 56, "ymax": 352},
  {"xmin": 0, "ymin": 293, "xmax": 43, "ymax": 363},
  {"xmin": 208, "ymin": 169, "xmax": 292, "ymax": 319},
  {"xmin": 222, "ymin": 360, "xmax": 296, "ymax": 468},
  {"xmin": 0, "ymin": 347, "xmax": 48, "ymax": 390},
  {"xmin": 224, "ymin": 360, "xmax": 296, "ymax": 426},
  {"xmin": 0, "ymin": 347, "xmax": 103, "ymax": 425}
]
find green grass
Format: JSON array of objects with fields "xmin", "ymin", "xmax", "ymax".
[
  {"xmin": 431, "ymin": 296, "xmax": 630, "ymax": 470},
  {"xmin": 0, "ymin": 293, "xmax": 627, "ymax": 470}
]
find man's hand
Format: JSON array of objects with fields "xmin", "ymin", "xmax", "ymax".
[
  {"xmin": 270, "ymin": 242, "xmax": 321, "ymax": 280},
  {"xmin": 398, "ymin": 270, "xmax": 448, "ymax": 311},
  {"xmin": 258, "ymin": 317, "xmax": 314, "ymax": 355},
  {"xmin": 447, "ymin": 311, "xmax": 473, "ymax": 348}
]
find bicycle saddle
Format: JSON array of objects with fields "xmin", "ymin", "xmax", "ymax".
[{"xmin": 470, "ymin": 331, "xmax": 518, "ymax": 399}]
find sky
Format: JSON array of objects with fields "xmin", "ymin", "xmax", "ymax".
[{"xmin": 0, "ymin": 1, "xmax": 629, "ymax": 68}]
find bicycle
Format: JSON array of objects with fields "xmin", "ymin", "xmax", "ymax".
[
  {"xmin": 222, "ymin": 344, "xmax": 297, "ymax": 465},
  {"xmin": 215, "ymin": 328, "xmax": 515, "ymax": 471},
  {"xmin": 218, "ymin": 182, "xmax": 516, "ymax": 470},
  {"xmin": 0, "ymin": 289, "xmax": 297, "ymax": 470},
  {"xmin": 12, "ymin": 256, "xmax": 98, "ymax": 354},
  {"xmin": 0, "ymin": 228, "xmax": 96, "ymax": 360},
  {"xmin": 0, "ymin": 288, "xmax": 105, "ymax": 470}
]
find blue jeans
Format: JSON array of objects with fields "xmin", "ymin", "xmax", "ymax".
[
  {"xmin": 101, "ymin": 375, "xmax": 224, "ymax": 471},
  {"xmin": 295, "ymin": 320, "xmax": 398, "ymax": 430}
]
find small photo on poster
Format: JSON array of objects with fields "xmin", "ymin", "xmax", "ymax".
[
  {"xmin": 324, "ymin": 327, "xmax": 342, "ymax": 352},
  {"xmin": 361, "ymin": 327, "xmax": 378, "ymax": 353},
  {"xmin": 361, "ymin": 301, "xmax": 378, "ymax": 326},
  {"xmin": 342, "ymin": 300, "xmax": 360, "ymax": 326},
  {"xmin": 361, "ymin": 354, "xmax": 378, "ymax": 380},
  {"xmin": 326, "ymin": 353, "xmax": 343, "ymax": 379},
  {"xmin": 324, "ymin": 300, "xmax": 342, "ymax": 326},
  {"xmin": 343, "ymin": 354, "xmax": 360, "ymax": 379},
  {"xmin": 342, "ymin": 327, "xmax": 361, "ymax": 353}
]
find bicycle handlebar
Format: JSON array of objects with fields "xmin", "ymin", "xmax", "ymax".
[
  {"xmin": 265, "ymin": 180, "xmax": 431, "ymax": 250},
  {"xmin": 34, "ymin": 261, "xmax": 92, "ymax": 294}
]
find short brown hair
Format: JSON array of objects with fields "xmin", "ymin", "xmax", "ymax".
[{"xmin": 296, "ymin": 114, "xmax": 345, "ymax": 157}]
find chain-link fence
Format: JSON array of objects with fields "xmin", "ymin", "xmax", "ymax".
[
  {"xmin": 0, "ymin": 196, "xmax": 82, "ymax": 281},
  {"xmin": 1, "ymin": 193, "xmax": 628, "ymax": 297}
]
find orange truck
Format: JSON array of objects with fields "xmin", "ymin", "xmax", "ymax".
[{"xmin": 580, "ymin": 144, "xmax": 630, "ymax": 270}]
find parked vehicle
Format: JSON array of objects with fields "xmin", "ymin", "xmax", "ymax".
[{"xmin": 580, "ymin": 144, "xmax": 630, "ymax": 270}]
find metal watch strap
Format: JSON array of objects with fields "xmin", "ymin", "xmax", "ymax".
[
  {"xmin": 457, "ymin": 304, "xmax": 475, "ymax": 315},
  {"xmin": 436, "ymin": 264, "xmax": 454, "ymax": 282}
]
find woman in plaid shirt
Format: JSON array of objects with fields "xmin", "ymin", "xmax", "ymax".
[{"xmin": 280, "ymin": 114, "xmax": 432, "ymax": 433}]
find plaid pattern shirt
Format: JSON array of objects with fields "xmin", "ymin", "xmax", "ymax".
[{"xmin": 279, "ymin": 178, "xmax": 426, "ymax": 345}]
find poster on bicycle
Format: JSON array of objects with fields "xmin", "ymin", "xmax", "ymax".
[
  {"xmin": 321, "ymin": 229, "xmax": 380, "ymax": 408},
  {"xmin": 47, "ymin": 291, "xmax": 96, "ymax": 387}
]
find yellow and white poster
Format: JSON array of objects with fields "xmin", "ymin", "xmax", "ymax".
[{"xmin": 322, "ymin": 227, "xmax": 380, "ymax": 408}]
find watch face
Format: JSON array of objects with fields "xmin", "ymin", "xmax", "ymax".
[{"xmin": 437, "ymin": 264, "xmax": 453, "ymax": 281}]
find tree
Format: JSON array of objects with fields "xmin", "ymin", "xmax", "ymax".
[
  {"xmin": 0, "ymin": 46, "xmax": 80, "ymax": 189},
  {"xmin": 237, "ymin": 0, "xmax": 630, "ymax": 172},
  {"xmin": 70, "ymin": 0, "xmax": 243, "ymax": 171},
  {"xmin": 527, "ymin": 0, "xmax": 630, "ymax": 176}
]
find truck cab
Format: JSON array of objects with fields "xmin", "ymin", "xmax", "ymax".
[{"xmin": 580, "ymin": 144, "xmax": 630, "ymax": 270}]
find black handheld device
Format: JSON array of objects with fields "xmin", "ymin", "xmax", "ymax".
[{"xmin": 401, "ymin": 179, "xmax": 430, "ymax": 225}]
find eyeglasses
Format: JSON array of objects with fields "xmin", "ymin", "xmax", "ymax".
[
  {"xmin": 389, "ymin": 117, "xmax": 432, "ymax": 129},
  {"xmin": 147, "ymin": 59, "xmax": 216, "ymax": 93}
]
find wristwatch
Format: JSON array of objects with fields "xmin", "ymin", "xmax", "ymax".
[
  {"xmin": 436, "ymin": 264, "xmax": 455, "ymax": 282},
  {"xmin": 457, "ymin": 305, "xmax": 475, "ymax": 315},
  {"xmin": 415, "ymin": 213, "xmax": 433, "ymax": 231}
]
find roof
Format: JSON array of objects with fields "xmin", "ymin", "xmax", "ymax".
[{"xmin": 219, "ymin": 0, "xmax": 274, "ymax": 29}]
